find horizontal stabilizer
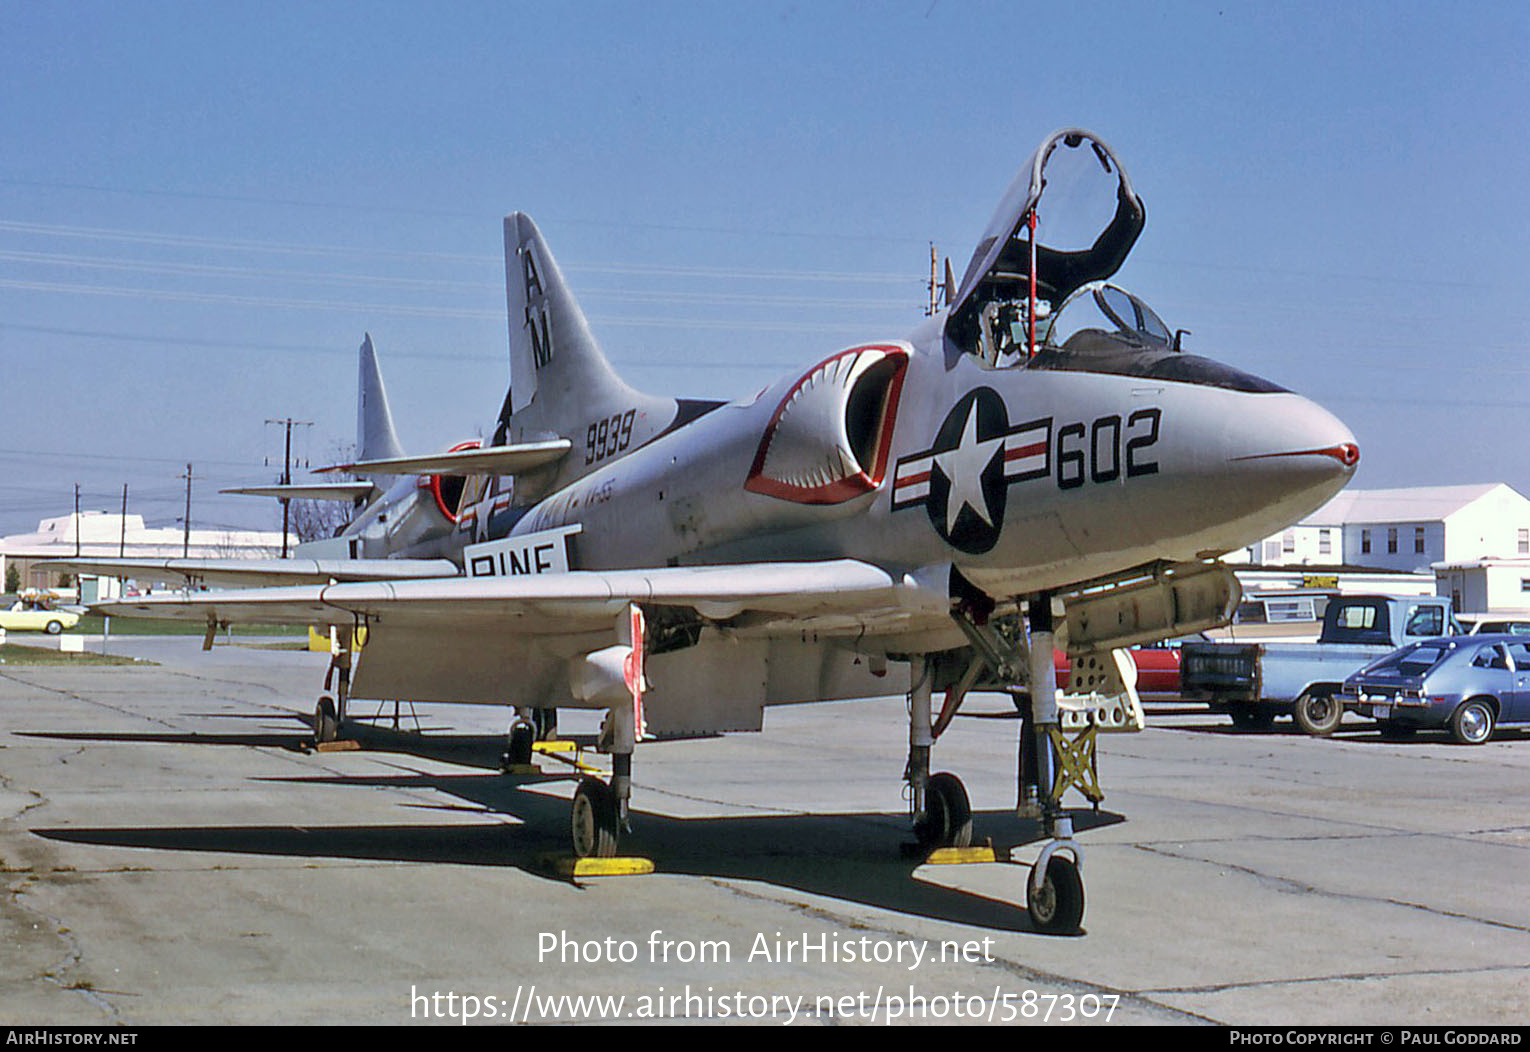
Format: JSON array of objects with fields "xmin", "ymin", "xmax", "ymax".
[
  {"xmin": 316, "ymin": 439, "xmax": 571, "ymax": 478},
  {"xmin": 38, "ymin": 556, "xmax": 458, "ymax": 589},
  {"xmin": 221, "ymin": 482, "xmax": 374, "ymax": 502}
]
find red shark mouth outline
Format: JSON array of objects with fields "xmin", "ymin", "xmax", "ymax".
[
  {"xmin": 423, "ymin": 439, "xmax": 484, "ymax": 521},
  {"xmin": 745, "ymin": 345, "xmax": 909, "ymax": 505}
]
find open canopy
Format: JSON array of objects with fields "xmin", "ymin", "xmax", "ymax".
[{"xmin": 946, "ymin": 128, "xmax": 1145, "ymax": 353}]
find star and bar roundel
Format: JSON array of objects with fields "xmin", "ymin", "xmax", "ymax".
[{"xmin": 891, "ymin": 387, "xmax": 1050, "ymax": 554}]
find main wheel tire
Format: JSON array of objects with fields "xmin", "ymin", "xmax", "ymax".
[
  {"xmin": 504, "ymin": 720, "xmax": 535, "ymax": 767},
  {"xmin": 914, "ymin": 772, "xmax": 973, "ymax": 850},
  {"xmin": 571, "ymin": 777, "xmax": 620, "ymax": 858},
  {"xmin": 1450, "ymin": 699, "xmax": 1496, "ymax": 745},
  {"xmin": 1294, "ymin": 691, "xmax": 1342, "ymax": 737},
  {"xmin": 313, "ymin": 696, "xmax": 339, "ymax": 744},
  {"xmin": 1028, "ymin": 855, "xmax": 1085, "ymax": 934},
  {"xmin": 45, "ymin": 620, "xmax": 63, "ymax": 635}
]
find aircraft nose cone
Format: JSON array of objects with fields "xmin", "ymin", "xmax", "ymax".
[
  {"xmin": 1230, "ymin": 394, "xmax": 1358, "ymax": 476},
  {"xmin": 1220, "ymin": 393, "xmax": 1358, "ymax": 532}
]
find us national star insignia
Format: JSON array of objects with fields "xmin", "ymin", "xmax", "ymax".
[{"xmin": 891, "ymin": 388, "xmax": 1052, "ymax": 554}]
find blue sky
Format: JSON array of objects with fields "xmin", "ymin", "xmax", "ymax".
[{"xmin": 2, "ymin": 1, "xmax": 1526, "ymax": 537}]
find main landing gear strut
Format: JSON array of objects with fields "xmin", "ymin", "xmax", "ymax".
[
  {"xmin": 571, "ymin": 703, "xmax": 633, "ymax": 859},
  {"xmin": 313, "ymin": 623, "xmax": 356, "ymax": 745},
  {"xmin": 920, "ymin": 591, "xmax": 1087, "ymax": 935}
]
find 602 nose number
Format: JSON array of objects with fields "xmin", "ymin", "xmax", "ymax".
[{"xmin": 1055, "ymin": 408, "xmax": 1160, "ymax": 490}]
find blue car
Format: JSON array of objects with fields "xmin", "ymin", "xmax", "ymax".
[{"xmin": 1338, "ymin": 634, "xmax": 1530, "ymax": 744}]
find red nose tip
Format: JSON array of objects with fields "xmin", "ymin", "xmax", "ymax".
[{"xmin": 1329, "ymin": 443, "xmax": 1360, "ymax": 467}]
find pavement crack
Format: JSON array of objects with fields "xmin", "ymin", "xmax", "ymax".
[
  {"xmin": 701, "ymin": 877, "xmax": 1210, "ymax": 1024},
  {"xmin": 1139, "ymin": 960, "xmax": 1530, "ymax": 997},
  {"xmin": 1134, "ymin": 842, "xmax": 1530, "ymax": 935}
]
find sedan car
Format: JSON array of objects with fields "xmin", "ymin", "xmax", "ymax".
[
  {"xmin": 1338, "ymin": 633, "xmax": 1530, "ymax": 744},
  {"xmin": 0, "ymin": 598, "xmax": 82, "ymax": 635}
]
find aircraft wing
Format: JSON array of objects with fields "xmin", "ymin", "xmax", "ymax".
[
  {"xmin": 37, "ymin": 557, "xmax": 459, "ymax": 589},
  {"xmin": 221, "ymin": 482, "xmax": 375, "ymax": 502},
  {"xmin": 93, "ymin": 559, "xmax": 950, "ymax": 634},
  {"xmin": 317, "ymin": 439, "xmax": 571, "ymax": 478}
]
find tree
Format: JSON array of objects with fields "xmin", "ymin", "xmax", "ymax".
[
  {"xmin": 276, "ymin": 440, "xmax": 356, "ymax": 547},
  {"xmin": 291, "ymin": 498, "xmax": 355, "ymax": 543},
  {"xmin": 4, "ymin": 563, "xmax": 19, "ymax": 594}
]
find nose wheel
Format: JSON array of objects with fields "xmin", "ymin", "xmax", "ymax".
[{"xmin": 1027, "ymin": 853, "xmax": 1085, "ymax": 935}]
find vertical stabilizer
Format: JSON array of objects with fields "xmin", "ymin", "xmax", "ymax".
[
  {"xmin": 502, "ymin": 213, "xmax": 679, "ymax": 489},
  {"xmin": 356, "ymin": 333, "xmax": 406, "ymax": 464}
]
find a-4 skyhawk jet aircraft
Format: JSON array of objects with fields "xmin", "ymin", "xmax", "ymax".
[{"xmin": 101, "ymin": 129, "xmax": 1358, "ymax": 933}]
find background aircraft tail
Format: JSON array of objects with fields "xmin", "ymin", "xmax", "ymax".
[
  {"xmin": 356, "ymin": 332, "xmax": 405, "ymax": 464},
  {"xmin": 499, "ymin": 213, "xmax": 680, "ymax": 490}
]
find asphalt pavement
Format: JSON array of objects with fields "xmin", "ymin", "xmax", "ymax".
[{"xmin": 1, "ymin": 635, "xmax": 1527, "ymax": 1026}]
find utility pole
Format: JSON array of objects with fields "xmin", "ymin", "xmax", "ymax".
[
  {"xmin": 925, "ymin": 244, "xmax": 954, "ymax": 317},
  {"xmin": 118, "ymin": 483, "xmax": 128, "ymax": 603},
  {"xmin": 73, "ymin": 483, "xmax": 80, "ymax": 557},
  {"xmin": 265, "ymin": 418, "xmax": 312, "ymax": 558},
  {"xmin": 180, "ymin": 463, "xmax": 194, "ymax": 557}
]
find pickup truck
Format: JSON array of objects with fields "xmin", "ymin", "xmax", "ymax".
[{"xmin": 1179, "ymin": 595, "xmax": 1462, "ymax": 734}]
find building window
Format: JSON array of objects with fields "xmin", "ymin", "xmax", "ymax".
[
  {"xmin": 1361, "ymin": 529, "xmax": 1371, "ymax": 555},
  {"xmin": 1387, "ymin": 527, "xmax": 1398, "ymax": 554},
  {"xmin": 1282, "ymin": 531, "xmax": 1295, "ymax": 554},
  {"xmin": 1520, "ymin": 528, "xmax": 1528, "ymax": 554},
  {"xmin": 1319, "ymin": 529, "xmax": 1332, "ymax": 556},
  {"xmin": 1414, "ymin": 526, "xmax": 1425, "ymax": 555}
]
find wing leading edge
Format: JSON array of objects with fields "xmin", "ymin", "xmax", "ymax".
[
  {"xmin": 93, "ymin": 559, "xmax": 950, "ymax": 634},
  {"xmin": 41, "ymin": 557, "xmax": 459, "ymax": 590}
]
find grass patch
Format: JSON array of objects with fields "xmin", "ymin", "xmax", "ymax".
[
  {"xmin": 75, "ymin": 614, "xmax": 310, "ymax": 637},
  {"xmin": 0, "ymin": 644, "xmax": 149, "ymax": 667}
]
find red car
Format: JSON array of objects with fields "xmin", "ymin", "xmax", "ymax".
[{"xmin": 1053, "ymin": 643, "xmax": 1184, "ymax": 696}]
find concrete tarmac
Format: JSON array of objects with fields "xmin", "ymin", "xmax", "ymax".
[{"xmin": 1, "ymin": 636, "xmax": 1528, "ymax": 1026}]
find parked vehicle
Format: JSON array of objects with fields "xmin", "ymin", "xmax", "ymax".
[
  {"xmin": 1051, "ymin": 638, "xmax": 1195, "ymax": 697},
  {"xmin": 1467, "ymin": 618, "xmax": 1530, "ymax": 635},
  {"xmin": 1338, "ymin": 634, "xmax": 1530, "ymax": 744},
  {"xmin": 1180, "ymin": 595, "xmax": 1462, "ymax": 733},
  {"xmin": 0, "ymin": 597, "xmax": 81, "ymax": 635}
]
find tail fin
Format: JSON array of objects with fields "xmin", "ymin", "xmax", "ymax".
[
  {"xmin": 501, "ymin": 214, "xmax": 678, "ymax": 487},
  {"xmin": 356, "ymin": 333, "xmax": 405, "ymax": 464}
]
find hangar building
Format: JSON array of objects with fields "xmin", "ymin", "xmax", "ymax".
[{"xmin": 1, "ymin": 511, "xmax": 283, "ymax": 599}]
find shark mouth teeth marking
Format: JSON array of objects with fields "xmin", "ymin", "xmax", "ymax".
[{"xmin": 745, "ymin": 345, "xmax": 909, "ymax": 505}]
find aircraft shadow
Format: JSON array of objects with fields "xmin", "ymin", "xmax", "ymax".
[
  {"xmin": 25, "ymin": 719, "xmax": 1122, "ymax": 934},
  {"xmin": 15, "ymin": 729, "xmax": 314, "ymax": 753},
  {"xmin": 14, "ymin": 718, "xmax": 515, "ymax": 768}
]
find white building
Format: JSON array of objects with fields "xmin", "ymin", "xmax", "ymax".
[
  {"xmin": 1, "ymin": 512, "xmax": 283, "ymax": 597},
  {"xmin": 1434, "ymin": 558, "xmax": 1530, "ymax": 616},
  {"xmin": 1233, "ymin": 483, "xmax": 1530, "ymax": 576}
]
